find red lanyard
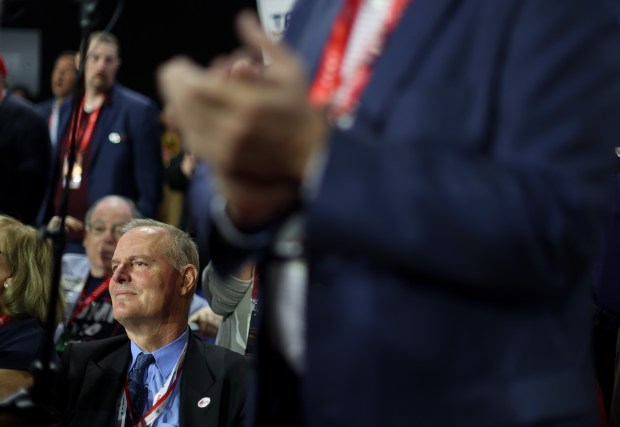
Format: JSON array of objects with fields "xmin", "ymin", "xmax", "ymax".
[
  {"xmin": 67, "ymin": 276, "xmax": 111, "ymax": 325},
  {"xmin": 0, "ymin": 314, "xmax": 14, "ymax": 328},
  {"xmin": 67, "ymin": 97, "xmax": 102, "ymax": 155},
  {"xmin": 252, "ymin": 268, "xmax": 259, "ymax": 300},
  {"xmin": 308, "ymin": 0, "xmax": 412, "ymax": 119},
  {"xmin": 308, "ymin": 0, "xmax": 361, "ymax": 108},
  {"xmin": 121, "ymin": 345, "xmax": 187, "ymax": 427}
]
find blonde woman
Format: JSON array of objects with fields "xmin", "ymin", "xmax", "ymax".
[{"xmin": 0, "ymin": 214, "xmax": 64, "ymax": 399}]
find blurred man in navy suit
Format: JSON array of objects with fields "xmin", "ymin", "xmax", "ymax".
[{"xmin": 159, "ymin": 1, "xmax": 620, "ymax": 426}]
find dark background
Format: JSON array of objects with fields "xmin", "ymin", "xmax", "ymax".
[{"xmin": 1, "ymin": 0, "xmax": 257, "ymax": 106}]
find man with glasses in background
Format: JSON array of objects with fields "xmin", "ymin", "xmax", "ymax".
[{"xmin": 54, "ymin": 195, "xmax": 139, "ymax": 352}]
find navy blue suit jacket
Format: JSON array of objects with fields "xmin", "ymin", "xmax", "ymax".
[
  {"xmin": 41, "ymin": 83, "xmax": 163, "ymax": 221},
  {"xmin": 199, "ymin": 1, "xmax": 620, "ymax": 426}
]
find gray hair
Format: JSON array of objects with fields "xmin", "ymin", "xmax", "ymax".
[
  {"xmin": 84, "ymin": 195, "xmax": 142, "ymax": 224},
  {"xmin": 119, "ymin": 218, "xmax": 199, "ymax": 270}
]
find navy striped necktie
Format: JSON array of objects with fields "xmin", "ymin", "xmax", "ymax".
[{"xmin": 127, "ymin": 352, "xmax": 155, "ymax": 423}]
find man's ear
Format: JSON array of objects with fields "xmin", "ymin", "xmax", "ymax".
[{"xmin": 179, "ymin": 264, "xmax": 198, "ymax": 296}]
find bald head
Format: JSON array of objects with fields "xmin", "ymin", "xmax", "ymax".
[{"xmin": 83, "ymin": 196, "xmax": 141, "ymax": 278}]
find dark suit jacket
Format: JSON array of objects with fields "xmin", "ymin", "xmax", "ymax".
[
  {"xmin": 592, "ymin": 170, "xmax": 620, "ymax": 315},
  {"xmin": 40, "ymin": 83, "xmax": 163, "ymax": 222},
  {"xmin": 36, "ymin": 98, "xmax": 54, "ymax": 124},
  {"xmin": 198, "ymin": 1, "xmax": 620, "ymax": 426},
  {"xmin": 51, "ymin": 333, "xmax": 247, "ymax": 427},
  {"xmin": 0, "ymin": 93, "xmax": 51, "ymax": 225}
]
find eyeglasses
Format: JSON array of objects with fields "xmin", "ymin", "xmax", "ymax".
[{"xmin": 86, "ymin": 222, "xmax": 125, "ymax": 239}]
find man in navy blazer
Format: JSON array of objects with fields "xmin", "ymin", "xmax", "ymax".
[
  {"xmin": 40, "ymin": 32, "xmax": 163, "ymax": 252},
  {"xmin": 159, "ymin": 1, "xmax": 620, "ymax": 426}
]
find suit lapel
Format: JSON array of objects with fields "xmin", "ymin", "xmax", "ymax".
[
  {"xmin": 57, "ymin": 98, "xmax": 73, "ymax": 158},
  {"xmin": 359, "ymin": 0, "xmax": 457, "ymax": 121},
  {"xmin": 87, "ymin": 89, "xmax": 115, "ymax": 169},
  {"xmin": 288, "ymin": 0, "xmax": 344, "ymax": 83},
  {"xmin": 180, "ymin": 335, "xmax": 217, "ymax": 426},
  {"xmin": 72, "ymin": 343, "xmax": 130, "ymax": 427},
  {"xmin": 292, "ymin": 0, "xmax": 456, "ymax": 123},
  {"xmin": 56, "ymin": 92, "xmax": 109, "ymax": 169}
]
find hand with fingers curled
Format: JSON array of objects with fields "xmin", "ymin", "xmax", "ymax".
[
  {"xmin": 47, "ymin": 215, "xmax": 85, "ymax": 233},
  {"xmin": 189, "ymin": 305, "xmax": 222, "ymax": 338},
  {"xmin": 158, "ymin": 11, "xmax": 328, "ymax": 230}
]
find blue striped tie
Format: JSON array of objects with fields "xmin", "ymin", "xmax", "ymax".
[{"xmin": 127, "ymin": 353, "xmax": 155, "ymax": 423}]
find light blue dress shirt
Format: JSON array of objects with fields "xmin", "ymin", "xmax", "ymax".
[{"xmin": 129, "ymin": 328, "xmax": 189, "ymax": 427}]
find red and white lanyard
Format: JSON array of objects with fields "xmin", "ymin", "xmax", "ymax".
[
  {"xmin": 308, "ymin": 0, "xmax": 412, "ymax": 120},
  {"xmin": 66, "ymin": 97, "xmax": 102, "ymax": 157},
  {"xmin": 66, "ymin": 276, "xmax": 111, "ymax": 325},
  {"xmin": 116, "ymin": 341, "xmax": 188, "ymax": 427}
]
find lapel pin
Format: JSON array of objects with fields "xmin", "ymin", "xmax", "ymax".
[
  {"xmin": 197, "ymin": 397, "xmax": 211, "ymax": 408},
  {"xmin": 109, "ymin": 132, "xmax": 121, "ymax": 144}
]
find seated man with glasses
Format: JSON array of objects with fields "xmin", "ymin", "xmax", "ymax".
[
  {"xmin": 54, "ymin": 195, "xmax": 140, "ymax": 352},
  {"xmin": 53, "ymin": 195, "xmax": 211, "ymax": 353}
]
